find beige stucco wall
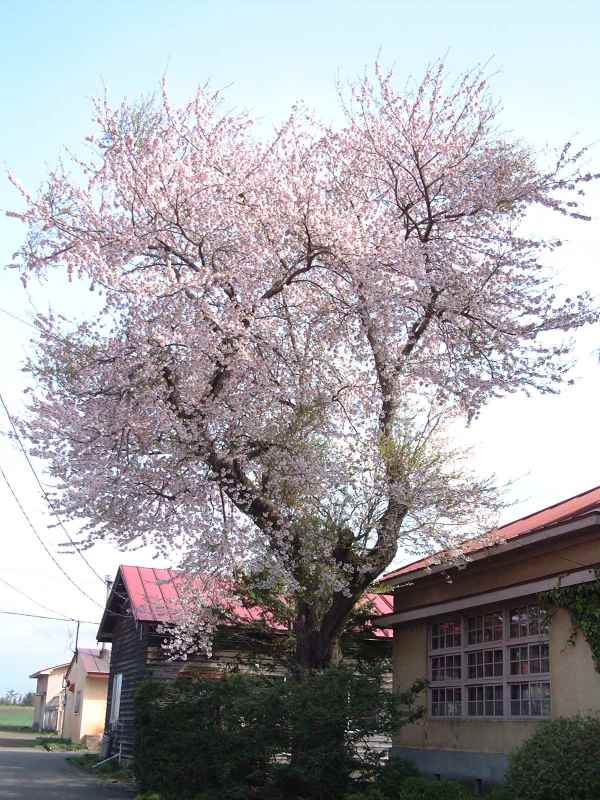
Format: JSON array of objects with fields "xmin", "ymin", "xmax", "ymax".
[
  {"xmin": 80, "ymin": 676, "xmax": 109, "ymax": 739},
  {"xmin": 62, "ymin": 659, "xmax": 83, "ymax": 742},
  {"xmin": 46, "ymin": 668, "xmax": 67, "ymax": 709},
  {"xmin": 33, "ymin": 666, "xmax": 68, "ymax": 730},
  {"xmin": 550, "ymin": 607, "xmax": 600, "ymax": 717},
  {"xmin": 62, "ymin": 658, "xmax": 108, "ymax": 742},
  {"xmin": 393, "ymin": 608, "xmax": 600, "ymax": 756}
]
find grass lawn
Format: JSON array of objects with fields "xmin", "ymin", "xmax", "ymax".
[
  {"xmin": 68, "ymin": 753, "xmax": 135, "ymax": 784},
  {"xmin": 0, "ymin": 705, "xmax": 34, "ymax": 729}
]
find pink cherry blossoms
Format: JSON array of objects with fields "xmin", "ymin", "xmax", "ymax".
[{"xmin": 8, "ymin": 62, "xmax": 598, "ymax": 666}]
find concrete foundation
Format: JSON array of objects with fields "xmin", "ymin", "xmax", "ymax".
[{"xmin": 392, "ymin": 746, "xmax": 508, "ymax": 789}]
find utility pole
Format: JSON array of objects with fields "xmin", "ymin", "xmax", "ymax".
[
  {"xmin": 98, "ymin": 575, "xmax": 113, "ymax": 657},
  {"xmin": 74, "ymin": 620, "xmax": 80, "ymax": 660}
]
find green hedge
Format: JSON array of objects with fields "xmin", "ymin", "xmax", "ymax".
[
  {"xmin": 345, "ymin": 775, "xmax": 474, "ymax": 800},
  {"xmin": 505, "ymin": 716, "xmax": 600, "ymax": 800},
  {"xmin": 134, "ymin": 664, "xmax": 424, "ymax": 800},
  {"xmin": 135, "ymin": 673, "xmax": 286, "ymax": 798}
]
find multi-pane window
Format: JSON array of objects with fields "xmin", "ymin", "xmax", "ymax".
[
  {"xmin": 431, "ymin": 654, "xmax": 461, "ymax": 681},
  {"xmin": 510, "ymin": 682, "xmax": 551, "ymax": 717},
  {"xmin": 429, "ymin": 602, "xmax": 551, "ymax": 720},
  {"xmin": 467, "ymin": 648, "xmax": 503, "ymax": 679},
  {"xmin": 431, "ymin": 620, "xmax": 461, "ymax": 650},
  {"xmin": 431, "ymin": 687, "xmax": 462, "ymax": 717},
  {"xmin": 467, "ymin": 685, "xmax": 504, "ymax": 717},
  {"xmin": 509, "ymin": 606, "xmax": 549, "ymax": 638},
  {"xmin": 509, "ymin": 643, "xmax": 549, "ymax": 676},
  {"xmin": 467, "ymin": 612, "xmax": 503, "ymax": 645}
]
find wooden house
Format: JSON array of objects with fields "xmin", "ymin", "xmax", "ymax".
[{"xmin": 96, "ymin": 565, "xmax": 393, "ymax": 760}]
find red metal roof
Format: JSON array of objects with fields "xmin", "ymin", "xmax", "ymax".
[
  {"xmin": 118, "ymin": 565, "xmax": 393, "ymax": 638},
  {"xmin": 77, "ymin": 647, "xmax": 110, "ymax": 676},
  {"xmin": 382, "ymin": 484, "xmax": 600, "ymax": 583}
]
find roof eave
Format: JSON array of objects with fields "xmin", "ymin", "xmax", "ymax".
[
  {"xmin": 96, "ymin": 566, "xmax": 127, "ymax": 641},
  {"xmin": 29, "ymin": 662, "xmax": 70, "ymax": 679},
  {"xmin": 380, "ymin": 511, "xmax": 600, "ymax": 589}
]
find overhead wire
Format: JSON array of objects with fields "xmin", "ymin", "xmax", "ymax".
[
  {"xmin": 0, "ymin": 306, "xmax": 151, "ymax": 618},
  {"xmin": 0, "ymin": 462, "xmax": 103, "ymax": 608},
  {"xmin": 0, "ymin": 573, "xmax": 75, "ymax": 620},
  {"xmin": 0, "ymin": 306, "xmax": 79, "ymax": 350},
  {"xmin": 0, "ymin": 391, "xmax": 107, "ymax": 586},
  {"xmin": 0, "ymin": 609, "xmax": 99, "ymax": 625}
]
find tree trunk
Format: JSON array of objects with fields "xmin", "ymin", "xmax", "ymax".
[
  {"xmin": 293, "ymin": 585, "xmax": 365, "ymax": 670},
  {"xmin": 294, "ymin": 617, "xmax": 338, "ymax": 671}
]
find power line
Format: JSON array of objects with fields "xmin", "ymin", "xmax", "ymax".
[
  {"xmin": 0, "ymin": 310, "xmax": 135, "ymax": 617},
  {"xmin": 0, "ymin": 609, "xmax": 99, "ymax": 625},
  {"xmin": 0, "ymin": 462, "xmax": 103, "ymax": 608},
  {"xmin": 0, "ymin": 306, "xmax": 37, "ymax": 331},
  {"xmin": 0, "ymin": 391, "xmax": 106, "ymax": 587},
  {"xmin": 0, "ymin": 574, "xmax": 74, "ymax": 620},
  {"xmin": 0, "ymin": 306, "xmax": 94, "ymax": 362}
]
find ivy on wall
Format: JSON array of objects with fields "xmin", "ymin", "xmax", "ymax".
[{"xmin": 539, "ymin": 575, "xmax": 600, "ymax": 673}]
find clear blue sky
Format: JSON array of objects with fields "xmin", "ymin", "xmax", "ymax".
[{"xmin": 0, "ymin": 0, "xmax": 599, "ymax": 693}]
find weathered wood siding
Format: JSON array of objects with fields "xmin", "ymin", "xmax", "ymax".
[
  {"xmin": 104, "ymin": 610, "xmax": 146, "ymax": 760},
  {"xmin": 105, "ymin": 621, "xmax": 392, "ymax": 761}
]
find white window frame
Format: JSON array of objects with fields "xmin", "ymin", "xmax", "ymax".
[
  {"xmin": 109, "ymin": 673, "xmax": 123, "ymax": 726},
  {"xmin": 428, "ymin": 600, "xmax": 550, "ymax": 721},
  {"xmin": 73, "ymin": 690, "xmax": 82, "ymax": 716}
]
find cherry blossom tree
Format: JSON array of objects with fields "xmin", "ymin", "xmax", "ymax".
[{"xmin": 8, "ymin": 62, "xmax": 598, "ymax": 669}]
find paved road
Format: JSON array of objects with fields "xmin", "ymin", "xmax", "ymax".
[{"xmin": 0, "ymin": 745, "xmax": 135, "ymax": 800}]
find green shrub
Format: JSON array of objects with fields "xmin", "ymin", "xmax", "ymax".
[
  {"xmin": 393, "ymin": 776, "xmax": 473, "ymax": 799},
  {"xmin": 344, "ymin": 788, "xmax": 387, "ymax": 800},
  {"xmin": 135, "ymin": 664, "xmax": 423, "ymax": 800},
  {"xmin": 135, "ymin": 673, "xmax": 286, "ymax": 799},
  {"xmin": 483, "ymin": 787, "xmax": 512, "ymax": 800},
  {"xmin": 506, "ymin": 716, "xmax": 600, "ymax": 800},
  {"xmin": 374, "ymin": 757, "xmax": 420, "ymax": 795},
  {"xmin": 344, "ymin": 776, "xmax": 472, "ymax": 800}
]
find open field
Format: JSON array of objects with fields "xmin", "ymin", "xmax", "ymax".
[{"xmin": 0, "ymin": 705, "xmax": 34, "ymax": 728}]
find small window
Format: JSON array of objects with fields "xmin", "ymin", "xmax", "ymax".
[
  {"xmin": 509, "ymin": 643, "xmax": 549, "ymax": 675},
  {"xmin": 109, "ymin": 673, "xmax": 123, "ymax": 725},
  {"xmin": 431, "ymin": 687, "xmax": 462, "ymax": 717},
  {"xmin": 431, "ymin": 654, "xmax": 461, "ymax": 681},
  {"xmin": 510, "ymin": 681, "xmax": 550, "ymax": 717},
  {"xmin": 467, "ymin": 685, "xmax": 503, "ymax": 717},
  {"xmin": 466, "ymin": 648, "xmax": 503, "ymax": 679},
  {"xmin": 467, "ymin": 612, "xmax": 503, "ymax": 645},
  {"xmin": 509, "ymin": 606, "xmax": 549, "ymax": 638},
  {"xmin": 431, "ymin": 621, "xmax": 461, "ymax": 650},
  {"xmin": 73, "ymin": 690, "xmax": 82, "ymax": 715}
]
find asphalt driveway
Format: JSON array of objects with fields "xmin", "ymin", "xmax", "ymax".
[{"xmin": 0, "ymin": 742, "xmax": 135, "ymax": 800}]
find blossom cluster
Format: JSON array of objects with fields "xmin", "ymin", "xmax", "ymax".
[{"xmin": 8, "ymin": 62, "xmax": 598, "ymax": 656}]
